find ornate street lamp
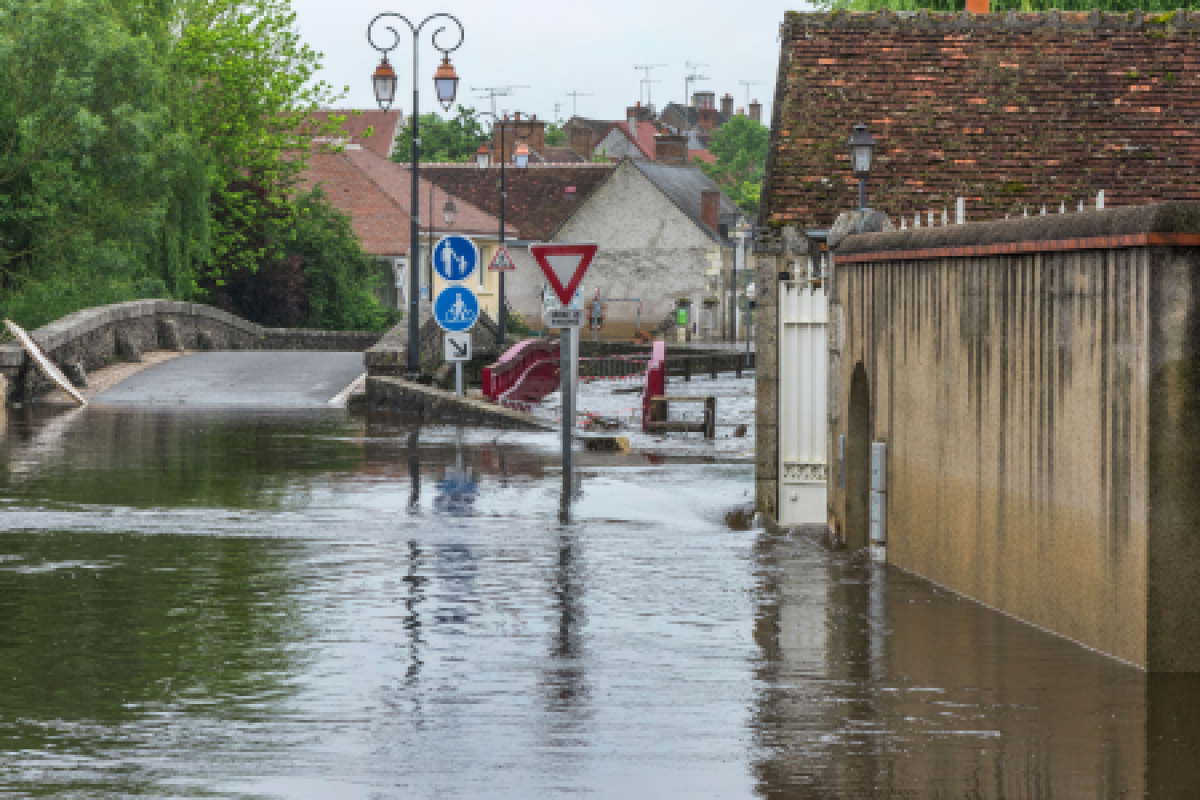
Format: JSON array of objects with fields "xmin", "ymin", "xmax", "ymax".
[
  {"xmin": 847, "ymin": 123, "xmax": 876, "ymax": 211},
  {"xmin": 475, "ymin": 110, "xmax": 536, "ymax": 342},
  {"xmin": 433, "ymin": 56, "xmax": 460, "ymax": 111},
  {"xmin": 368, "ymin": 12, "xmax": 464, "ymax": 377}
]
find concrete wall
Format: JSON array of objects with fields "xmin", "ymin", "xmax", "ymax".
[
  {"xmin": 825, "ymin": 202, "xmax": 1200, "ymax": 670},
  {"xmin": 0, "ymin": 300, "xmax": 380, "ymax": 403}
]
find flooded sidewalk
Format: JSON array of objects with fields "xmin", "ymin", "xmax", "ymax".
[{"xmin": 0, "ymin": 405, "xmax": 1195, "ymax": 797}]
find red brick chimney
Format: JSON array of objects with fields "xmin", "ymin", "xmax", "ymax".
[
  {"xmin": 627, "ymin": 102, "xmax": 642, "ymax": 141},
  {"xmin": 701, "ymin": 190, "xmax": 720, "ymax": 232},
  {"xmin": 569, "ymin": 125, "xmax": 593, "ymax": 159},
  {"xmin": 655, "ymin": 132, "xmax": 688, "ymax": 164},
  {"xmin": 748, "ymin": 99, "xmax": 762, "ymax": 124},
  {"xmin": 698, "ymin": 107, "xmax": 718, "ymax": 132}
]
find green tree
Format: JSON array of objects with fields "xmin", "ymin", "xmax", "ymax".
[
  {"xmin": 545, "ymin": 122, "xmax": 566, "ymax": 147},
  {"xmin": 391, "ymin": 105, "xmax": 487, "ymax": 164},
  {"xmin": 174, "ymin": 0, "xmax": 343, "ymax": 287},
  {"xmin": 695, "ymin": 115, "xmax": 769, "ymax": 217},
  {"xmin": 0, "ymin": 0, "xmax": 196, "ymax": 329}
]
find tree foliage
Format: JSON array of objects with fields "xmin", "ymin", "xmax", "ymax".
[
  {"xmin": 391, "ymin": 105, "xmax": 488, "ymax": 164},
  {"xmin": 695, "ymin": 115, "xmax": 769, "ymax": 217},
  {"xmin": 0, "ymin": 0, "xmax": 391, "ymax": 331}
]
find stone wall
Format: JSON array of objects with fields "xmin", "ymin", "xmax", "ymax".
[
  {"xmin": 827, "ymin": 201, "xmax": 1200, "ymax": 670},
  {"xmin": 0, "ymin": 300, "xmax": 381, "ymax": 403}
]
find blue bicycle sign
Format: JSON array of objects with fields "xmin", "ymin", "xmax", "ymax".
[
  {"xmin": 432, "ymin": 235, "xmax": 479, "ymax": 283},
  {"xmin": 433, "ymin": 285, "xmax": 480, "ymax": 333}
]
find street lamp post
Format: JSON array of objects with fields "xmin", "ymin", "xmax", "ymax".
[
  {"xmin": 475, "ymin": 112, "xmax": 536, "ymax": 344},
  {"xmin": 847, "ymin": 123, "xmax": 876, "ymax": 212},
  {"xmin": 368, "ymin": 12, "xmax": 463, "ymax": 376}
]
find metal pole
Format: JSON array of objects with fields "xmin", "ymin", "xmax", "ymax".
[
  {"xmin": 498, "ymin": 120, "xmax": 507, "ymax": 347},
  {"xmin": 858, "ymin": 177, "xmax": 866, "ymax": 212},
  {"xmin": 456, "ymin": 362, "xmax": 464, "ymax": 395},
  {"xmin": 732, "ymin": 235, "xmax": 739, "ymax": 347},
  {"xmin": 408, "ymin": 37, "xmax": 422, "ymax": 376},
  {"xmin": 560, "ymin": 327, "xmax": 573, "ymax": 504}
]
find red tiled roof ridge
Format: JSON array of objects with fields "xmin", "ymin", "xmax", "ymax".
[{"xmin": 783, "ymin": 8, "xmax": 1199, "ymax": 33}]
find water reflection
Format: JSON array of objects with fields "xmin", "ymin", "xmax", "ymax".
[{"xmin": 750, "ymin": 527, "xmax": 1200, "ymax": 798}]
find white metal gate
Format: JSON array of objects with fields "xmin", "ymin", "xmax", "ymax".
[{"xmin": 778, "ymin": 279, "xmax": 828, "ymax": 524}]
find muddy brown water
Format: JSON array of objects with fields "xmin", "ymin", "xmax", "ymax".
[{"xmin": 0, "ymin": 405, "xmax": 1197, "ymax": 798}]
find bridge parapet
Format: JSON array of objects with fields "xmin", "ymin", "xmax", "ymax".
[{"xmin": 1, "ymin": 299, "xmax": 381, "ymax": 403}]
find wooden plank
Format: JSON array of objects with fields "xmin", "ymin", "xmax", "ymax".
[
  {"xmin": 652, "ymin": 395, "xmax": 711, "ymax": 403},
  {"xmin": 5, "ymin": 320, "xmax": 86, "ymax": 407}
]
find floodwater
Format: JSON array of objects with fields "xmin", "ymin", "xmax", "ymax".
[{"xmin": 0, "ymin": 404, "xmax": 1198, "ymax": 798}]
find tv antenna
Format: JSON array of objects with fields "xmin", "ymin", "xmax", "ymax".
[
  {"xmin": 684, "ymin": 62, "xmax": 710, "ymax": 109},
  {"xmin": 738, "ymin": 80, "xmax": 764, "ymax": 108},
  {"xmin": 634, "ymin": 64, "xmax": 667, "ymax": 107},
  {"xmin": 566, "ymin": 90, "xmax": 593, "ymax": 117},
  {"xmin": 471, "ymin": 85, "xmax": 530, "ymax": 118}
]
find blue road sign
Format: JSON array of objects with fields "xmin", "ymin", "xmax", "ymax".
[
  {"xmin": 432, "ymin": 235, "xmax": 480, "ymax": 283},
  {"xmin": 433, "ymin": 285, "xmax": 480, "ymax": 333}
]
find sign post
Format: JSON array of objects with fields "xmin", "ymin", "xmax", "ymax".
[
  {"xmin": 433, "ymin": 235, "xmax": 482, "ymax": 396},
  {"xmin": 530, "ymin": 243, "xmax": 598, "ymax": 508}
]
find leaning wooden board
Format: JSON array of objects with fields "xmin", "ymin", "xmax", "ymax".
[{"xmin": 4, "ymin": 320, "xmax": 86, "ymax": 407}]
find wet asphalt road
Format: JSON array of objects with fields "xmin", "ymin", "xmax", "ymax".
[{"xmin": 92, "ymin": 351, "xmax": 364, "ymax": 408}]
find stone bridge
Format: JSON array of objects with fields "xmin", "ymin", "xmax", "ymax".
[{"xmin": 1, "ymin": 300, "xmax": 380, "ymax": 407}]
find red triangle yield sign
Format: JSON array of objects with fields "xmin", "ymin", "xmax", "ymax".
[{"xmin": 529, "ymin": 243, "xmax": 598, "ymax": 306}]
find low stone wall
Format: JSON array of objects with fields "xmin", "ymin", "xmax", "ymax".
[
  {"xmin": 0, "ymin": 300, "xmax": 381, "ymax": 403},
  {"xmin": 367, "ymin": 376, "xmax": 553, "ymax": 430}
]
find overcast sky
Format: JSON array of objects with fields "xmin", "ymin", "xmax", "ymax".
[{"xmin": 291, "ymin": 0, "xmax": 804, "ymax": 126}]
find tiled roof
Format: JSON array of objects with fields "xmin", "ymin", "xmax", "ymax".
[
  {"xmin": 299, "ymin": 150, "xmax": 409, "ymax": 256},
  {"xmin": 298, "ymin": 147, "xmax": 511, "ymax": 256},
  {"xmin": 690, "ymin": 150, "xmax": 717, "ymax": 165},
  {"xmin": 419, "ymin": 164, "xmax": 617, "ymax": 241},
  {"xmin": 305, "ymin": 110, "xmax": 403, "ymax": 160},
  {"xmin": 660, "ymin": 102, "xmax": 732, "ymax": 129},
  {"xmin": 343, "ymin": 148, "xmax": 515, "ymax": 238},
  {"xmin": 630, "ymin": 160, "xmax": 745, "ymax": 242},
  {"xmin": 762, "ymin": 10, "xmax": 1200, "ymax": 229},
  {"xmin": 539, "ymin": 146, "xmax": 586, "ymax": 163}
]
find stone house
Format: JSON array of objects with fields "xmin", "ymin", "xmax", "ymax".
[
  {"xmin": 546, "ymin": 157, "xmax": 746, "ymax": 340},
  {"xmin": 754, "ymin": 9, "xmax": 1200, "ymax": 665},
  {"xmin": 756, "ymin": 7, "xmax": 1200, "ymax": 525}
]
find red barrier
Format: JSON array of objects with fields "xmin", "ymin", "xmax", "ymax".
[
  {"xmin": 642, "ymin": 339, "xmax": 666, "ymax": 432},
  {"xmin": 482, "ymin": 338, "xmax": 560, "ymax": 403}
]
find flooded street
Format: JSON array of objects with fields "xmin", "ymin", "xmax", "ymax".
[{"xmin": 0, "ymin": 405, "xmax": 1198, "ymax": 797}]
